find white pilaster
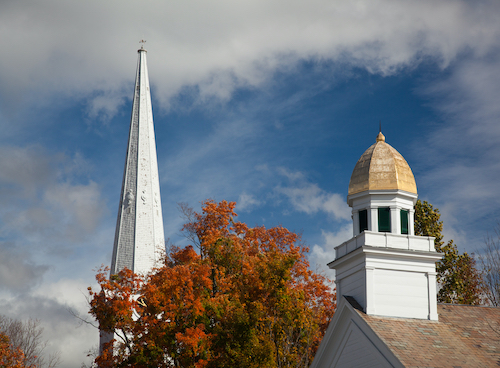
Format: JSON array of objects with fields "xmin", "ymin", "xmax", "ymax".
[
  {"xmin": 391, "ymin": 206, "xmax": 399, "ymax": 234},
  {"xmin": 352, "ymin": 209, "xmax": 359, "ymax": 236},
  {"xmin": 409, "ymin": 209, "xmax": 415, "ymax": 236},
  {"xmin": 370, "ymin": 207, "xmax": 377, "ymax": 232},
  {"xmin": 427, "ymin": 271, "xmax": 438, "ymax": 321},
  {"xmin": 365, "ymin": 267, "xmax": 375, "ymax": 315}
]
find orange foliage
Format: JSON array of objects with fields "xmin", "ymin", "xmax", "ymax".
[
  {"xmin": 89, "ymin": 200, "xmax": 336, "ymax": 367},
  {"xmin": 0, "ymin": 331, "xmax": 34, "ymax": 368}
]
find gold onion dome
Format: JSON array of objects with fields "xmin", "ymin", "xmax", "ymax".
[{"xmin": 348, "ymin": 132, "xmax": 417, "ymax": 196}]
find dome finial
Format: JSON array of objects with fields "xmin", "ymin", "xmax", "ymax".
[
  {"xmin": 376, "ymin": 132, "xmax": 385, "ymax": 142},
  {"xmin": 376, "ymin": 121, "xmax": 385, "ymax": 142}
]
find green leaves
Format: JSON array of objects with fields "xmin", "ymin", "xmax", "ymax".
[{"xmin": 415, "ymin": 200, "xmax": 483, "ymax": 305}]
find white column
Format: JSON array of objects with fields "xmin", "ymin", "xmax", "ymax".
[
  {"xmin": 365, "ymin": 267, "xmax": 375, "ymax": 315},
  {"xmin": 352, "ymin": 210, "xmax": 359, "ymax": 236},
  {"xmin": 370, "ymin": 207, "xmax": 377, "ymax": 232},
  {"xmin": 409, "ymin": 209, "xmax": 415, "ymax": 236},
  {"xmin": 391, "ymin": 206, "xmax": 399, "ymax": 234},
  {"xmin": 427, "ymin": 271, "xmax": 439, "ymax": 321}
]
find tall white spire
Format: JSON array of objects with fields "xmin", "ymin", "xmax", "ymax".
[{"xmin": 110, "ymin": 46, "xmax": 165, "ymax": 276}]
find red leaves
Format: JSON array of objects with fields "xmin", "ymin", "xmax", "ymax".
[
  {"xmin": 88, "ymin": 267, "xmax": 143, "ymax": 334},
  {"xmin": 90, "ymin": 199, "xmax": 336, "ymax": 367}
]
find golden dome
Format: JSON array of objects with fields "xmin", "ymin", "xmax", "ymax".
[{"xmin": 348, "ymin": 132, "xmax": 417, "ymax": 196}]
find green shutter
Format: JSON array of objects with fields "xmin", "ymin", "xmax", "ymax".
[
  {"xmin": 359, "ymin": 209, "xmax": 368, "ymax": 233},
  {"xmin": 378, "ymin": 207, "xmax": 391, "ymax": 232},
  {"xmin": 401, "ymin": 209, "xmax": 409, "ymax": 235}
]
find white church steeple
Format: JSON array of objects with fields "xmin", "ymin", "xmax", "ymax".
[
  {"xmin": 100, "ymin": 46, "xmax": 165, "ymax": 354},
  {"xmin": 110, "ymin": 46, "xmax": 165, "ymax": 276},
  {"xmin": 330, "ymin": 132, "xmax": 441, "ymax": 321}
]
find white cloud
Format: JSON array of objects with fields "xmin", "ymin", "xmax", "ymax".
[
  {"xmin": 86, "ymin": 90, "xmax": 128, "ymax": 121},
  {"xmin": 276, "ymin": 168, "xmax": 350, "ymax": 221},
  {"xmin": 0, "ymin": 145, "xmax": 55, "ymax": 199},
  {"xmin": 0, "ymin": 145, "xmax": 105, "ymax": 250},
  {"xmin": 0, "ymin": 245, "xmax": 49, "ymax": 292},
  {"xmin": 413, "ymin": 53, "xmax": 500, "ymax": 249},
  {"xmin": 237, "ymin": 193, "xmax": 262, "ymax": 212},
  {"xmin": 44, "ymin": 181, "xmax": 103, "ymax": 239},
  {"xmin": 309, "ymin": 225, "xmax": 353, "ymax": 277},
  {"xmin": 0, "ymin": 145, "xmax": 104, "ymax": 366},
  {"xmin": 278, "ymin": 167, "xmax": 305, "ymax": 182},
  {"xmin": 0, "ymin": 277, "xmax": 98, "ymax": 368},
  {"xmin": 1, "ymin": 0, "xmax": 500, "ymax": 120},
  {"xmin": 422, "ymin": 58, "xmax": 500, "ymax": 150}
]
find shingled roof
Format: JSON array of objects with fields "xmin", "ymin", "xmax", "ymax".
[{"xmin": 353, "ymin": 301, "xmax": 500, "ymax": 367}]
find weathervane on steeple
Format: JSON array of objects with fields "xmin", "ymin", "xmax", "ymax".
[{"xmin": 139, "ymin": 39, "xmax": 146, "ymax": 50}]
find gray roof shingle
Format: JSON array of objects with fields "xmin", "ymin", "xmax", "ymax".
[{"xmin": 352, "ymin": 302, "xmax": 500, "ymax": 367}]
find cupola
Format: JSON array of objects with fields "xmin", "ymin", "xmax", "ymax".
[
  {"xmin": 329, "ymin": 131, "xmax": 441, "ymax": 321},
  {"xmin": 347, "ymin": 132, "xmax": 418, "ymax": 237}
]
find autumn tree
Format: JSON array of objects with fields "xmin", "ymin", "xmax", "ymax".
[
  {"xmin": 0, "ymin": 331, "xmax": 30, "ymax": 368},
  {"xmin": 89, "ymin": 200, "xmax": 336, "ymax": 368},
  {"xmin": 477, "ymin": 226, "xmax": 500, "ymax": 306},
  {"xmin": 414, "ymin": 199, "xmax": 483, "ymax": 304},
  {"xmin": 0, "ymin": 316, "xmax": 59, "ymax": 368}
]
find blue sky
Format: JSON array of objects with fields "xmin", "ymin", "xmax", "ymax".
[{"xmin": 1, "ymin": 0, "xmax": 500, "ymax": 365}]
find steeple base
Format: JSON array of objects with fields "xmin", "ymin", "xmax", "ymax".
[{"xmin": 329, "ymin": 232, "xmax": 441, "ymax": 321}]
